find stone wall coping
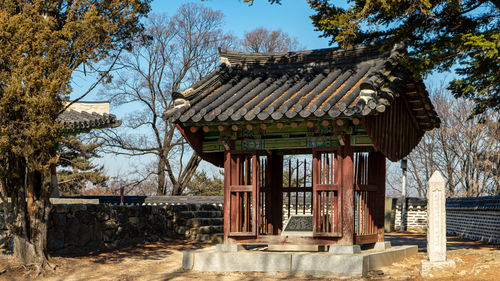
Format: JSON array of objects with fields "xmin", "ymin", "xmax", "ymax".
[
  {"xmin": 390, "ymin": 195, "xmax": 500, "ymax": 211},
  {"xmin": 446, "ymin": 195, "xmax": 500, "ymax": 211}
]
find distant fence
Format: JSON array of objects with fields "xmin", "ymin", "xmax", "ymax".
[{"xmin": 391, "ymin": 195, "xmax": 500, "ymax": 244}]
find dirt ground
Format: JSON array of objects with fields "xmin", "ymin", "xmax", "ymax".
[{"xmin": 0, "ymin": 233, "xmax": 498, "ymax": 281}]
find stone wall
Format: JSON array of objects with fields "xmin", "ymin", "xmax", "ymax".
[
  {"xmin": 47, "ymin": 203, "xmax": 223, "ymax": 255},
  {"xmin": 390, "ymin": 196, "xmax": 500, "ymax": 244},
  {"xmin": 446, "ymin": 196, "xmax": 500, "ymax": 244},
  {"xmin": 391, "ymin": 198, "xmax": 428, "ymax": 233},
  {"xmin": 3, "ymin": 195, "xmax": 499, "ymax": 254}
]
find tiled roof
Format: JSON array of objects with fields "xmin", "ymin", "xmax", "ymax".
[
  {"xmin": 165, "ymin": 43, "xmax": 439, "ymax": 130},
  {"xmin": 58, "ymin": 102, "xmax": 121, "ymax": 132}
]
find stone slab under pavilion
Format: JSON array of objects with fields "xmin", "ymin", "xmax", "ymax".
[{"xmin": 183, "ymin": 244, "xmax": 418, "ymax": 277}]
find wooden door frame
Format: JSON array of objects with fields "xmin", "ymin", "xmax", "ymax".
[
  {"xmin": 224, "ymin": 151, "xmax": 260, "ymax": 240},
  {"xmin": 312, "ymin": 147, "xmax": 342, "ymax": 237},
  {"xmin": 339, "ymin": 135, "xmax": 355, "ymax": 245}
]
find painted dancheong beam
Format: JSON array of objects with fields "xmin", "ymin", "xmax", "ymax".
[{"xmin": 201, "ymin": 135, "xmax": 372, "ymax": 153}]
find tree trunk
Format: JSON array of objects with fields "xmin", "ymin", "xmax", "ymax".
[
  {"xmin": 169, "ymin": 154, "xmax": 201, "ymax": 195},
  {"xmin": 157, "ymin": 155, "xmax": 166, "ymax": 195},
  {"xmin": 172, "ymin": 183, "xmax": 181, "ymax": 196},
  {"xmin": 6, "ymin": 156, "xmax": 54, "ymax": 270},
  {"xmin": 14, "ymin": 171, "xmax": 53, "ymax": 269}
]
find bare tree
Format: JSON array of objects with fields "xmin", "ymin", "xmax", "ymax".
[
  {"xmin": 388, "ymin": 86, "xmax": 499, "ymax": 197},
  {"xmin": 386, "ymin": 162, "xmax": 403, "ymax": 197},
  {"xmin": 241, "ymin": 27, "xmax": 303, "ymax": 53},
  {"xmin": 98, "ymin": 3, "xmax": 234, "ymax": 195}
]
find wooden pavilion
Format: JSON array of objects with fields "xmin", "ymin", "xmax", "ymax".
[
  {"xmin": 59, "ymin": 101, "xmax": 121, "ymax": 134},
  {"xmin": 164, "ymin": 43, "xmax": 439, "ymax": 247},
  {"xmin": 50, "ymin": 101, "xmax": 121, "ymax": 197}
]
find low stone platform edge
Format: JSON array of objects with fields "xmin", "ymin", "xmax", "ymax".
[{"xmin": 184, "ymin": 245, "xmax": 418, "ymax": 277}]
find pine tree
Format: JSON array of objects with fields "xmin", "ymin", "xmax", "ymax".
[
  {"xmin": 187, "ymin": 170, "xmax": 224, "ymax": 196},
  {"xmin": 0, "ymin": 0, "xmax": 150, "ymax": 269},
  {"xmin": 308, "ymin": 0, "xmax": 499, "ymax": 115},
  {"xmin": 57, "ymin": 136, "xmax": 108, "ymax": 195}
]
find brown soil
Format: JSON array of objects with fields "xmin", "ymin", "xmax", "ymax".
[{"xmin": 0, "ymin": 233, "xmax": 498, "ymax": 281}]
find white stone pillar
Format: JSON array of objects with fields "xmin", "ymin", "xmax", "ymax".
[
  {"xmin": 427, "ymin": 171, "xmax": 446, "ymax": 262},
  {"xmin": 421, "ymin": 171, "xmax": 455, "ymax": 276}
]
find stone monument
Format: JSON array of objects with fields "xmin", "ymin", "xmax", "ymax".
[
  {"xmin": 281, "ymin": 215, "xmax": 313, "ymax": 236},
  {"xmin": 421, "ymin": 171, "xmax": 455, "ymax": 276}
]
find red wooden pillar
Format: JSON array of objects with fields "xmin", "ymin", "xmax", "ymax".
[
  {"xmin": 223, "ymin": 151, "xmax": 231, "ymax": 243},
  {"xmin": 340, "ymin": 135, "xmax": 355, "ymax": 245},
  {"xmin": 372, "ymin": 151, "xmax": 386, "ymax": 241},
  {"xmin": 312, "ymin": 150, "xmax": 319, "ymax": 233},
  {"xmin": 224, "ymin": 151, "xmax": 231, "ymax": 241},
  {"xmin": 253, "ymin": 154, "xmax": 260, "ymax": 235},
  {"xmin": 267, "ymin": 151, "xmax": 283, "ymax": 235}
]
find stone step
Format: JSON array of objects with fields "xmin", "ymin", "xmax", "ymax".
[
  {"xmin": 210, "ymin": 233, "xmax": 223, "ymax": 244},
  {"xmin": 170, "ymin": 204, "xmax": 221, "ymax": 212},
  {"xmin": 194, "ymin": 234, "xmax": 211, "ymax": 242},
  {"xmin": 189, "ymin": 225, "xmax": 224, "ymax": 235},
  {"xmin": 175, "ymin": 226, "xmax": 190, "ymax": 236},
  {"xmin": 176, "ymin": 210, "xmax": 223, "ymax": 219},
  {"xmin": 186, "ymin": 218, "xmax": 224, "ymax": 227},
  {"xmin": 194, "ymin": 233, "xmax": 224, "ymax": 243}
]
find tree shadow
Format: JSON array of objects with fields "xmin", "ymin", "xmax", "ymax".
[{"xmin": 51, "ymin": 238, "xmax": 207, "ymax": 264}]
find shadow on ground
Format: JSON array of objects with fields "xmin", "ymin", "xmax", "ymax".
[
  {"xmin": 51, "ymin": 238, "xmax": 206, "ymax": 264},
  {"xmin": 385, "ymin": 232, "xmax": 499, "ymax": 252},
  {"xmin": 2, "ymin": 235, "xmax": 499, "ymax": 281}
]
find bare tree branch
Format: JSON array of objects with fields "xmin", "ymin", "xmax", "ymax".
[
  {"xmin": 63, "ymin": 49, "xmax": 123, "ymax": 113},
  {"xmin": 388, "ymin": 85, "xmax": 499, "ymax": 197},
  {"xmin": 97, "ymin": 5, "xmax": 235, "ymax": 195}
]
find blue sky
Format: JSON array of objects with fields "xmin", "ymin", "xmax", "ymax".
[
  {"xmin": 71, "ymin": 0, "xmax": 455, "ymax": 179},
  {"xmin": 72, "ymin": 0, "xmax": 336, "ymax": 178},
  {"xmin": 151, "ymin": 0, "xmax": 333, "ymax": 50}
]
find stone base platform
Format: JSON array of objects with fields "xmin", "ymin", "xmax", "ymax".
[
  {"xmin": 420, "ymin": 260, "xmax": 456, "ymax": 277},
  {"xmin": 183, "ymin": 244, "xmax": 418, "ymax": 277}
]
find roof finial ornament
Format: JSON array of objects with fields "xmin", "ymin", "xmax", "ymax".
[
  {"xmin": 218, "ymin": 47, "xmax": 231, "ymax": 66},
  {"xmin": 220, "ymin": 56, "xmax": 231, "ymax": 66}
]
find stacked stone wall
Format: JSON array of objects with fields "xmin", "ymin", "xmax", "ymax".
[
  {"xmin": 47, "ymin": 203, "xmax": 224, "ymax": 255},
  {"xmin": 0, "ymin": 201, "xmax": 224, "ymax": 255},
  {"xmin": 2, "ymin": 195, "xmax": 499, "ymax": 254},
  {"xmin": 49, "ymin": 204, "xmax": 166, "ymax": 254},
  {"xmin": 445, "ymin": 196, "xmax": 500, "ymax": 244},
  {"xmin": 390, "ymin": 195, "xmax": 500, "ymax": 244}
]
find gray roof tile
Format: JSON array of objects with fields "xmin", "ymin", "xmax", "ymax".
[
  {"xmin": 165, "ymin": 43, "xmax": 439, "ymax": 130},
  {"xmin": 58, "ymin": 109, "xmax": 121, "ymax": 132}
]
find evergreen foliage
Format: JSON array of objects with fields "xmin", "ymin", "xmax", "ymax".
[
  {"xmin": 57, "ymin": 136, "xmax": 108, "ymax": 195},
  {"xmin": 308, "ymin": 0, "xmax": 499, "ymax": 115},
  {"xmin": 0, "ymin": 0, "xmax": 150, "ymax": 267},
  {"xmin": 187, "ymin": 170, "xmax": 224, "ymax": 196}
]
